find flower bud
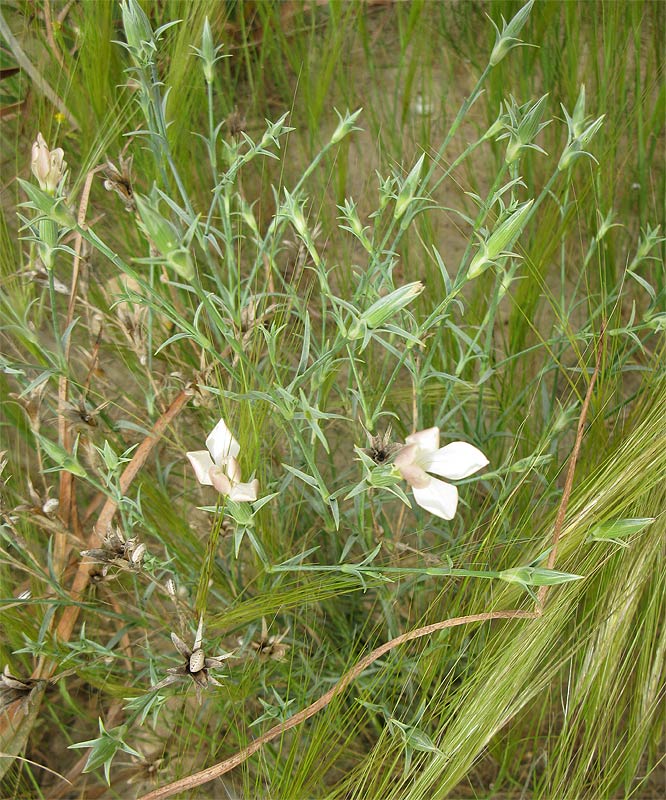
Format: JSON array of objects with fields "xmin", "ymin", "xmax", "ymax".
[
  {"xmin": 200, "ymin": 18, "xmax": 216, "ymax": 84},
  {"xmin": 489, "ymin": 0, "xmax": 536, "ymax": 67},
  {"xmin": 120, "ymin": 0, "xmax": 155, "ymax": 66},
  {"xmin": 31, "ymin": 133, "xmax": 67, "ymax": 195},
  {"xmin": 468, "ymin": 199, "xmax": 533, "ymax": 279},
  {"xmin": 330, "ymin": 107, "xmax": 363, "ymax": 145},
  {"xmin": 135, "ymin": 194, "xmax": 194, "ymax": 281},
  {"xmin": 394, "ymin": 154, "xmax": 425, "ymax": 220},
  {"xmin": 348, "ymin": 281, "xmax": 424, "ymax": 338}
]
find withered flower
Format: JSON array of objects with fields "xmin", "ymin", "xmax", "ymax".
[
  {"xmin": 62, "ymin": 397, "xmax": 111, "ymax": 433},
  {"xmin": 0, "ymin": 665, "xmax": 44, "ymax": 714},
  {"xmin": 225, "ymin": 109, "xmax": 246, "ymax": 139},
  {"xmin": 21, "ymin": 265, "xmax": 70, "ymax": 294},
  {"xmin": 116, "ymin": 303, "xmax": 148, "ymax": 366},
  {"xmin": 126, "ymin": 752, "xmax": 167, "ymax": 786},
  {"xmin": 103, "ymin": 154, "xmax": 135, "ymax": 212},
  {"xmin": 16, "ymin": 477, "xmax": 60, "ymax": 517},
  {"xmin": 362, "ymin": 426, "xmax": 402, "ymax": 465},
  {"xmin": 82, "ymin": 528, "xmax": 146, "ymax": 572},
  {"xmin": 248, "ymin": 618, "xmax": 290, "ymax": 662},
  {"xmin": 151, "ymin": 617, "xmax": 232, "ymax": 704}
]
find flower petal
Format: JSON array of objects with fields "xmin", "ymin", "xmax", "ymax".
[
  {"xmin": 222, "ymin": 456, "xmax": 242, "ymax": 484},
  {"xmin": 412, "ymin": 477, "xmax": 458, "ymax": 520},
  {"xmin": 426, "ymin": 442, "xmax": 489, "ymax": 480},
  {"xmin": 186, "ymin": 450, "xmax": 215, "ymax": 485},
  {"xmin": 170, "ymin": 632, "xmax": 191, "ymax": 658},
  {"xmin": 206, "ymin": 417, "xmax": 241, "ymax": 465},
  {"xmin": 405, "ymin": 427, "xmax": 440, "ymax": 453},
  {"xmin": 394, "ymin": 443, "xmax": 419, "ymax": 470},
  {"xmin": 396, "ymin": 461, "xmax": 430, "ymax": 489},
  {"xmin": 229, "ymin": 479, "xmax": 259, "ymax": 503},
  {"xmin": 209, "ymin": 467, "xmax": 232, "ymax": 495}
]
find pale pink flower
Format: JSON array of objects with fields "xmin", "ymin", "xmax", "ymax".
[
  {"xmin": 394, "ymin": 427, "xmax": 488, "ymax": 520},
  {"xmin": 31, "ymin": 132, "xmax": 66, "ymax": 195},
  {"xmin": 186, "ymin": 418, "xmax": 258, "ymax": 502}
]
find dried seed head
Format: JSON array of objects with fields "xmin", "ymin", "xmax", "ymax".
[
  {"xmin": 152, "ymin": 619, "xmax": 232, "ymax": 703},
  {"xmin": 189, "ymin": 648, "xmax": 205, "ymax": 673},
  {"xmin": 82, "ymin": 528, "xmax": 145, "ymax": 572},
  {"xmin": 103, "ymin": 155, "xmax": 135, "ymax": 212},
  {"xmin": 363, "ymin": 426, "xmax": 402, "ymax": 465},
  {"xmin": 129, "ymin": 542, "xmax": 146, "ymax": 565},
  {"xmin": 89, "ymin": 564, "xmax": 109, "ymax": 583},
  {"xmin": 0, "ymin": 666, "xmax": 41, "ymax": 712},
  {"xmin": 42, "ymin": 498, "xmax": 60, "ymax": 515},
  {"xmin": 249, "ymin": 618, "xmax": 290, "ymax": 662}
]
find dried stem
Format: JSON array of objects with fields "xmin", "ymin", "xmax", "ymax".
[
  {"xmin": 537, "ymin": 323, "xmax": 605, "ymax": 607},
  {"xmin": 55, "ymin": 166, "xmax": 105, "ymax": 575},
  {"xmin": 43, "ymin": 0, "xmax": 69, "ymax": 74},
  {"xmin": 32, "ymin": 388, "xmax": 191, "ymax": 679},
  {"xmin": 138, "ymin": 610, "xmax": 537, "ymax": 800}
]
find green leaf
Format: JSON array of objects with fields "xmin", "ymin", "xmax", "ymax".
[{"xmin": 36, "ymin": 434, "xmax": 87, "ymax": 478}]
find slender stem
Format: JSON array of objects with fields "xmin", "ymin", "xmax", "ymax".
[
  {"xmin": 138, "ymin": 609, "xmax": 537, "ymax": 800},
  {"xmin": 195, "ymin": 502, "xmax": 226, "ymax": 616}
]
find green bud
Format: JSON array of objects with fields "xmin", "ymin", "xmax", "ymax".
[
  {"xmin": 394, "ymin": 154, "xmax": 425, "ymax": 220},
  {"xmin": 348, "ymin": 281, "xmax": 424, "ymax": 338},
  {"xmin": 588, "ymin": 517, "xmax": 654, "ymax": 547},
  {"xmin": 135, "ymin": 194, "xmax": 194, "ymax": 281},
  {"xmin": 558, "ymin": 114, "xmax": 605, "ymax": 171},
  {"xmin": 166, "ymin": 248, "xmax": 195, "ymax": 281},
  {"xmin": 330, "ymin": 107, "xmax": 363, "ymax": 145},
  {"xmin": 468, "ymin": 199, "xmax": 533, "ymax": 279},
  {"xmin": 201, "ymin": 18, "xmax": 216, "ymax": 83},
  {"xmin": 38, "ymin": 218, "xmax": 59, "ymax": 270},
  {"xmin": 240, "ymin": 200, "xmax": 259, "ymax": 236},
  {"xmin": 120, "ymin": 0, "xmax": 155, "ymax": 66},
  {"xmin": 192, "ymin": 17, "xmax": 228, "ymax": 84},
  {"xmin": 135, "ymin": 194, "xmax": 179, "ymax": 253},
  {"xmin": 628, "ymin": 224, "xmax": 664, "ymax": 270},
  {"xmin": 499, "ymin": 566, "xmax": 583, "ymax": 587},
  {"xmin": 489, "ymin": 0, "xmax": 536, "ymax": 67},
  {"xmin": 502, "ymin": 95, "xmax": 550, "ymax": 164},
  {"xmin": 595, "ymin": 208, "xmax": 621, "ymax": 242}
]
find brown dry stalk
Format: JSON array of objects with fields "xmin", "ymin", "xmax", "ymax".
[
  {"xmin": 26, "ymin": 388, "xmax": 192, "ymax": 684},
  {"xmin": 55, "ymin": 167, "xmax": 105, "ymax": 574},
  {"xmin": 537, "ymin": 324, "xmax": 605, "ymax": 607},
  {"xmin": 139, "ymin": 329, "xmax": 605, "ymax": 800},
  {"xmin": 138, "ymin": 610, "xmax": 537, "ymax": 800},
  {"xmin": 51, "ymin": 388, "xmax": 191, "ymax": 652},
  {"xmin": 43, "ymin": 0, "xmax": 68, "ymax": 74}
]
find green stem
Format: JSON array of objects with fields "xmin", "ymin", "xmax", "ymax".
[{"xmin": 196, "ymin": 500, "xmax": 226, "ymax": 616}]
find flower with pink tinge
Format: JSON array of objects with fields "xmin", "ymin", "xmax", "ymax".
[
  {"xmin": 186, "ymin": 417, "xmax": 258, "ymax": 502},
  {"xmin": 394, "ymin": 427, "xmax": 488, "ymax": 520},
  {"xmin": 31, "ymin": 132, "xmax": 67, "ymax": 195}
]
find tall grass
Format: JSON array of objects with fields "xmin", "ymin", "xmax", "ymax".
[{"xmin": 0, "ymin": 1, "xmax": 664, "ymax": 798}]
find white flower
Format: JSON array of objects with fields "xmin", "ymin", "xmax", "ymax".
[
  {"xmin": 186, "ymin": 417, "xmax": 258, "ymax": 502},
  {"xmin": 394, "ymin": 427, "xmax": 488, "ymax": 520},
  {"xmin": 31, "ymin": 132, "xmax": 67, "ymax": 195}
]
